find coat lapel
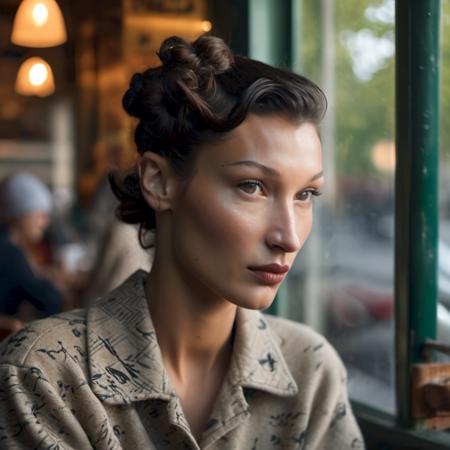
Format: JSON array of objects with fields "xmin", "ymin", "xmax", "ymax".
[
  {"xmin": 86, "ymin": 270, "xmax": 298, "ymax": 410},
  {"xmin": 86, "ymin": 270, "xmax": 173, "ymax": 405}
]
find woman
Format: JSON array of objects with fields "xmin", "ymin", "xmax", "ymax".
[{"xmin": 0, "ymin": 35, "xmax": 364, "ymax": 449}]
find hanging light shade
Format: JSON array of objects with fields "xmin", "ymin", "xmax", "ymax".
[
  {"xmin": 15, "ymin": 57, "xmax": 55, "ymax": 97},
  {"xmin": 11, "ymin": 0, "xmax": 67, "ymax": 47}
]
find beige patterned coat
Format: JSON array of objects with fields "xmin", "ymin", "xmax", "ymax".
[{"xmin": 0, "ymin": 271, "xmax": 364, "ymax": 449}]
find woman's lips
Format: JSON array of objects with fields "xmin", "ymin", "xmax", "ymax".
[{"xmin": 248, "ymin": 263, "xmax": 290, "ymax": 285}]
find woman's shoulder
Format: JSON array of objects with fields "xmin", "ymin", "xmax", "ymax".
[
  {"xmin": 0, "ymin": 309, "xmax": 88, "ymax": 369},
  {"xmin": 256, "ymin": 315, "xmax": 364, "ymax": 449},
  {"xmin": 263, "ymin": 313, "xmax": 346, "ymax": 378},
  {"xmin": 264, "ymin": 313, "xmax": 333, "ymax": 348},
  {"xmin": 0, "ymin": 270, "xmax": 147, "ymax": 369}
]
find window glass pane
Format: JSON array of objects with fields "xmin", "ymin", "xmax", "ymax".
[
  {"xmin": 439, "ymin": 0, "xmax": 450, "ymax": 347},
  {"xmin": 281, "ymin": 0, "xmax": 396, "ymax": 413}
]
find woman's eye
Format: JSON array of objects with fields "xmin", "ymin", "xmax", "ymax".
[
  {"xmin": 238, "ymin": 181, "xmax": 264, "ymax": 195},
  {"xmin": 297, "ymin": 189, "xmax": 321, "ymax": 203}
]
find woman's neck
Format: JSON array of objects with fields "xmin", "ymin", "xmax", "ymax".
[{"xmin": 145, "ymin": 256, "xmax": 237, "ymax": 379}]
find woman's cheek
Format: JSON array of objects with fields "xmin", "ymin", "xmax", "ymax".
[{"xmin": 197, "ymin": 198, "xmax": 259, "ymax": 248}]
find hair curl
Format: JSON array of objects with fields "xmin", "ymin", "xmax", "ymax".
[{"xmin": 109, "ymin": 34, "xmax": 326, "ymax": 247}]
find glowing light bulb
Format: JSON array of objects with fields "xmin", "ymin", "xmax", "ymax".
[
  {"xmin": 201, "ymin": 20, "xmax": 212, "ymax": 32},
  {"xmin": 29, "ymin": 63, "xmax": 48, "ymax": 86},
  {"xmin": 32, "ymin": 3, "xmax": 49, "ymax": 27},
  {"xmin": 15, "ymin": 57, "xmax": 55, "ymax": 96}
]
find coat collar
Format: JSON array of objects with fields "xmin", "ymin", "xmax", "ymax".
[{"xmin": 86, "ymin": 270, "xmax": 298, "ymax": 406}]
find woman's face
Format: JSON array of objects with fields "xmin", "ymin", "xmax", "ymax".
[{"xmin": 170, "ymin": 114, "xmax": 323, "ymax": 310}]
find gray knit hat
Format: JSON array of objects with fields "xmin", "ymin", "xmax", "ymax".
[{"xmin": 0, "ymin": 173, "xmax": 53, "ymax": 223}]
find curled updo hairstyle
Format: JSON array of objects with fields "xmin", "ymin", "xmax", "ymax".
[{"xmin": 110, "ymin": 34, "xmax": 326, "ymax": 246}]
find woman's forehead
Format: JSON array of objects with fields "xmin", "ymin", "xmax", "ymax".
[{"xmin": 198, "ymin": 115, "xmax": 322, "ymax": 170}]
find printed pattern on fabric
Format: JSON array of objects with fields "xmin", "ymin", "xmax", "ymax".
[{"xmin": 0, "ymin": 270, "xmax": 365, "ymax": 449}]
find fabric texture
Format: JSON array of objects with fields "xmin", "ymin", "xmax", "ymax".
[
  {"xmin": 83, "ymin": 221, "xmax": 153, "ymax": 303},
  {"xmin": 0, "ymin": 172, "xmax": 52, "ymax": 222},
  {"xmin": 0, "ymin": 225, "xmax": 62, "ymax": 316},
  {"xmin": 0, "ymin": 270, "xmax": 365, "ymax": 449}
]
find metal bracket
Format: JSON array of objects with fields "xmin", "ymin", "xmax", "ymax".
[{"xmin": 411, "ymin": 340, "xmax": 450, "ymax": 429}]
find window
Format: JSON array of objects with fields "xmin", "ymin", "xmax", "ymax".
[{"xmin": 249, "ymin": 0, "xmax": 450, "ymax": 447}]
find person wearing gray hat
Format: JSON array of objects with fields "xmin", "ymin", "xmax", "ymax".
[{"xmin": 0, "ymin": 172, "xmax": 63, "ymax": 335}]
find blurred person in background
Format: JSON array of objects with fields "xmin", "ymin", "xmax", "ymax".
[{"xmin": 0, "ymin": 173, "xmax": 63, "ymax": 335}]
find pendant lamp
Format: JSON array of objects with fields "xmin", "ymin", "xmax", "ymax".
[
  {"xmin": 15, "ymin": 57, "xmax": 55, "ymax": 97},
  {"xmin": 11, "ymin": 0, "xmax": 67, "ymax": 47}
]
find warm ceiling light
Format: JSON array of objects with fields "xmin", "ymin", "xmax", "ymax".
[
  {"xmin": 11, "ymin": 0, "xmax": 67, "ymax": 47},
  {"xmin": 201, "ymin": 20, "xmax": 212, "ymax": 32},
  {"xmin": 15, "ymin": 57, "xmax": 55, "ymax": 97}
]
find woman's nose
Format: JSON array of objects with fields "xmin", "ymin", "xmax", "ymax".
[{"xmin": 265, "ymin": 204, "xmax": 301, "ymax": 253}]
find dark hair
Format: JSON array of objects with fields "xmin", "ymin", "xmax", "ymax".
[{"xmin": 110, "ymin": 34, "xmax": 326, "ymax": 246}]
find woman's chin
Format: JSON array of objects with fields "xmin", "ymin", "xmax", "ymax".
[{"xmin": 229, "ymin": 292, "xmax": 277, "ymax": 311}]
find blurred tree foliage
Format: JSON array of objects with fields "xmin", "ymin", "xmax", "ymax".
[{"xmin": 299, "ymin": 0, "xmax": 450, "ymax": 177}]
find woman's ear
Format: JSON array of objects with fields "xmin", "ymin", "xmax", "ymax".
[{"xmin": 139, "ymin": 152, "xmax": 178, "ymax": 211}]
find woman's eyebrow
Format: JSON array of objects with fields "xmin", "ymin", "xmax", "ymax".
[
  {"xmin": 222, "ymin": 161, "xmax": 324, "ymax": 183},
  {"xmin": 309, "ymin": 170, "xmax": 324, "ymax": 182},
  {"xmin": 222, "ymin": 160, "xmax": 279, "ymax": 176}
]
